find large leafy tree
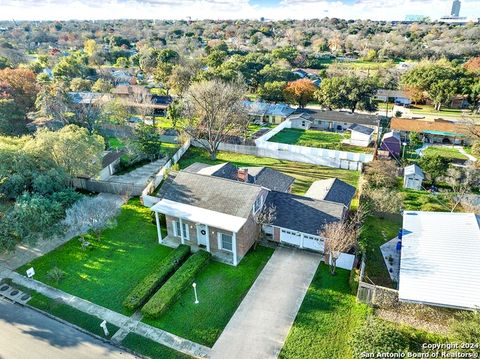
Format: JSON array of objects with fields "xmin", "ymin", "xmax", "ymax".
[
  {"xmin": 182, "ymin": 79, "xmax": 248, "ymax": 160},
  {"xmin": 316, "ymin": 75, "xmax": 378, "ymax": 113},
  {"xmin": 283, "ymin": 79, "xmax": 316, "ymax": 108},
  {"xmin": 133, "ymin": 123, "xmax": 164, "ymax": 160},
  {"xmin": 258, "ymin": 81, "xmax": 287, "ymax": 103},
  {"xmin": 25, "ymin": 124, "xmax": 105, "ymax": 178},
  {"xmin": 0, "ymin": 68, "xmax": 38, "ymax": 116}
]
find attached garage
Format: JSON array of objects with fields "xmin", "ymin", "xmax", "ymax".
[
  {"xmin": 280, "ymin": 229, "xmax": 302, "ymax": 246},
  {"xmin": 279, "ymin": 229, "xmax": 324, "ymax": 252}
]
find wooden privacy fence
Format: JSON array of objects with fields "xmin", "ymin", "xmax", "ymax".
[
  {"xmin": 71, "ymin": 178, "xmax": 145, "ymax": 196},
  {"xmin": 357, "ymin": 281, "xmax": 399, "ymax": 308}
]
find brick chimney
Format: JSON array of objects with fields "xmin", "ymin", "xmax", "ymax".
[{"xmin": 237, "ymin": 168, "xmax": 248, "ymax": 182}]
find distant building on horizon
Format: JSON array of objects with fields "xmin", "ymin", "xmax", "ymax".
[
  {"xmin": 451, "ymin": 0, "xmax": 461, "ymax": 17},
  {"xmin": 404, "ymin": 15, "xmax": 429, "ymax": 22}
]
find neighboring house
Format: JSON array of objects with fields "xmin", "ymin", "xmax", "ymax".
[
  {"xmin": 150, "ymin": 165, "xmax": 350, "ymax": 266},
  {"xmin": 290, "ymin": 108, "xmax": 380, "ymax": 133},
  {"xmin": 398, "ymin": 211, "xmax": 480, "ymax": 310},
  {"xmin": 98, "ymin": 150, "xmax": 123, "ymax": 180},
  {"xmin": 305, "ymin": 178, "xmax": 356, "ymax": 208},
  {"xmin": 403, "ymin": 164, "xmax": 424, "ymax": 190},
  {"xmin": 112, "ymin": 85, "xmax": 172, "ymax": 116},
  {"xmin": 380, "ymin": 131, "xmax": 402, "ymax": 158},
  {"xmin": 69, "ymin": 92, "xmax": 107, "ymax": 105},
  {"xmin": 288, "ymin": 113, "xmax": 313, "ymax": 130},
  {"xmin": 347, "ymin": 123, "xmax": 374, "ymax": 147},
  {"xmin": 184, "ymin": 162, "xmax": 295, "ymax": 193},
  {"xmin": 243, "ymin": 100, "xmax": 296, "ymax": 124},
  {"xmin": 425, "ymin": 95, "xmax": 469, "ymax": 110},
  {"xmin": 111, "ymin": 69, "xmax": 136, "ymax": 86},
  {"xmin": 390, "ymin": 117, "xmax": 474, "ymax": 145},
  {"xmin": 375, "ymin": 89, "xmax": 411, "ymax": 106}
]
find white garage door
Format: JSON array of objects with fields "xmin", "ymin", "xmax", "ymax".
[
  {"xmin": 303, "ymin": 234, "xmax": 324, "ymax": 252},
  {"xmin": 280, "ymin": 229, "xmax": 301, "ymax": 246}
]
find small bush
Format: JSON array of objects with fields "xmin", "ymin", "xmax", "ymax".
[
  {"xmin": 47, "ymin": 266, "xmax": 65, "ymax": 284},
  {"xmin": 142, "ymin": 250, "xmax": 211, "ymax": 318},
  {"xmin": 123, "ymin": 244, "xmax": 190, "ymax": 311}
]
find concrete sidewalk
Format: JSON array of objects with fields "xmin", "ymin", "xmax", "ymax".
[
  {"xmin": 211, "ymin": 247, "xmax": 321, "ymax": 359},
  {"xmin": 4, "ymin": 271, "xmax": 211, "ymax": 358}
]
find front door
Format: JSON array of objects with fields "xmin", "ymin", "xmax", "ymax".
[{"xmin": 196, "ymin": 224, "xmax": 208, "ymax": 247}]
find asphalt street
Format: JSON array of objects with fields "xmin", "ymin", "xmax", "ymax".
[{"xmin": 0, "ymin": 298, "xmax": 137, "ymax": 359}]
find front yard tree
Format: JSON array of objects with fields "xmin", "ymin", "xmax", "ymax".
[
  {"xmin": 320, "ymin": 208, "xmax": 365, "ymax": 275},
  {"xmin": 182, "ymin": 79, "xmax": 248, "ymax": 160},
  {"xmin": 64, "ymin": 195, "xmax": 122, "ymax": 239},
  {"xmin": 283, "ymin": 79, "xmax": 316, "ymax": 108}
]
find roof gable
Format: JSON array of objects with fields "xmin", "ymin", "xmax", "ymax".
[{"xmin": 305, "ymin": 178, "xmax": 356, "ymax": 207}]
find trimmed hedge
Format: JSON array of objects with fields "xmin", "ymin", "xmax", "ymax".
[
  {"xmin": 142, "ymin": 250, "xmax": 211, "ymax": 318},
  {"xmin": 123, "ymin": 244, "xmax": 190, "ymax": 311}
]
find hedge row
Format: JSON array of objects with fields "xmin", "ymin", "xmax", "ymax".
[
  {"xmin": 123, "ymin": 244, "xmax": 191, "ymax": 311},
  {"xmin": 141, "ymin": 250, "xmax": 211, "ymax": 318}
]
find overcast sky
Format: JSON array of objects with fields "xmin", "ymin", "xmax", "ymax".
[{"xmin": 1, "ymin": 0, "xmax": 479, "ymax": 21}]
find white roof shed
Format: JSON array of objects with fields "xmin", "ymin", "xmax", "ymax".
[{"xmin": 399, "ymin": 211, "xmax": 480, "ymax": 310}]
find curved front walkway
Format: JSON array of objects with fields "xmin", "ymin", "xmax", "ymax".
[{"xmin": 211, "ymin": 247, "xmax": 321, "ymax": 359}]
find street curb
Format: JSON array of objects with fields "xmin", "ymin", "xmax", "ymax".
[{"xmin": 15, "ymin": 300, "xmax": 149, "ymax": 359}]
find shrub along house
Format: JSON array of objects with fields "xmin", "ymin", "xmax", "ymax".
[{"xmin": 150, "ymin": 163, "xmax": 355, "ymax": 266}]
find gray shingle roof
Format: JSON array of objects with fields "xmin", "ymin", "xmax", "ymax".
[
  {"xmin": 305, "ymin": 178, "xmax": 356, "ymax": 208},
  {"xmin": 349, "ymin": 123, "xmax": 374, "ymax": 135},
  {"xmin": 245, "ymin": 167, "xmax": 295, "ymax": 193},
  {"xmin": 293, "ymin": 108, "xmax": 380, "ymax": 126},
  {"xmin": 184, "ymin": 162, "xmax": 295, "ymax": 193},
  {"xmin": 160, "ymin": 171, "xmax": 262, "ymax": 218},
  {"xmin": 243, "ymin": 100, "xmax": 295, "ymax": 117},
  {"xmin": 265, "ymin": 191, "xmax": 345, "ymax": 236}
]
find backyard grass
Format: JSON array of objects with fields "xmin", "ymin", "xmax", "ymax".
[
  {"xmin": 279, "ymin": 264, "xmax": 370, "ymax": 359},
  {"xmin": 268, "ymin": 128, "xmax": 373, "ymax": 154},
  {"xmin": 143, "ymin": 246, "xmax": 274, "ymax": 347},
  {"xmin": 246, "ymin": 123, "xmax": 275, "ymax": 138},
  {"xmin": 17, "ymin": 199, "xmax": 173, "ymax": 315},
  {"xmin": 410, "ymin": 105, "xmax": 480, "ymax": 120},
  {"xmin": 402, "ymin": 188, "xmax": 452, "ymax": 212},
  {"xmin": 177, "ymin": 147, "xmax": 360, "ymax": 195},
  {"xmin": 423, "ymin": 146, "xmax": 468, "ymax": 161},
  {"xmin": 107, "ymin": 137, "xmax": 125, "ymax": 150},
  {"xmin": 358, "ymin": 215, "xmax": 402, "ymax": 288},
  {"xmin": 121, "ymin": 333, "xmax": 191, "ymax": 359}
]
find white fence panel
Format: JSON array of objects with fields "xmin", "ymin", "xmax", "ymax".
[{"xmin": 329, "ymin": 253, "xmax": 356, "ymax": 270}]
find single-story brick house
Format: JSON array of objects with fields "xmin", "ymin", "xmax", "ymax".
[
  {"xmin": 150, "ymin": 163, "xmax": 355, "ymax": 265},
  {"xmin": 289, "ymin": 108, "xmax": 380, "ymax": 133},
  {"xmin": 243, "ymin": 100, "xmax": 296, "ymax": 124}
]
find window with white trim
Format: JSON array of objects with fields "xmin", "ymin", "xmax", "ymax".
[
  {"xmin": 252, "ymin": 194, "xmax": 264, "ymax": 214},
  {"xmin": 218, "ymin": 232, "xmax": 233, "ymax": 252},
  {"xmin": 172, "ymin": 220, "xmax": 189, "ymax": 240}
]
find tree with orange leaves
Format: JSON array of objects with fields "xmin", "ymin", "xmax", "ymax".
[
  {"xmin": 283, "ymin": 78, "xmax": 316, "ymax": 108},
  {"xmin": 0, "ymin": 68, "xmax": 38, "ymax": 115}
]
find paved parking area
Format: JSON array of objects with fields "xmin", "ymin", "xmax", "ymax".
[{"xmin": 211, "ymin": 247, "xmax": 321, "ymax": 359}]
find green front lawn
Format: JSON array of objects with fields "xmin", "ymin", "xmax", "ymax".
[
  {"xmin": 143, "ymin": 246, "xmax": 274, "ymax": 347},
  {"xmin": 122, "ymin": 333, "xmax": 191, "ymax": 359},
  {"xmin": 268, "ymin": 128, "xmax": 373, "ymax": 154},
  {"xmin": 359, "ymin": 216, "xmax": 402, "ymax": 288},
  {"xmin": 177, "ymin": 147, "xmax": 359, "ymax": 195},
  {"xmin": 423, "ymin": 146, "xmax": 468, "ymax": 161},
  {"xmin": 279, "ymin": 264, "xmax": 370, "ymax": 359},
  {"xmin": 17, "ymin": 199, "xmax": 173, "ymax": 315}
]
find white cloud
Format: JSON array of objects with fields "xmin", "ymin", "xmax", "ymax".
[{"xmin": 1, "ymin": 0, "xmax": 479, "ymax": 21}]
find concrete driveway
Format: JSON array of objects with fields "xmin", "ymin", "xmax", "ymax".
[
  {"xmin": 0, "ymin": 299, "xmax": 135, "ymax": 359},
  {"xmin": 211, "ymin": 247, "xmax": 321, "ymax": 359}
]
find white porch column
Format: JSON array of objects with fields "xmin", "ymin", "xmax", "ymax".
[
  {"xmin": 300, "ymin": 233, "xmax": 304, "ymax": 249},
  {"xmin": 179, "ymin": 218, "xmax": 185, "ymax": 244},
  {"xmin": 232, "ymin": 232, "xmax": 238, "ymax": 266},
  {"xmin": 205, "ymin": 225, "xmax": 211, "ymax": 253},
  {"xmin": 154, "ymin": 211, "xmax": 163, "ymax": 244}
]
